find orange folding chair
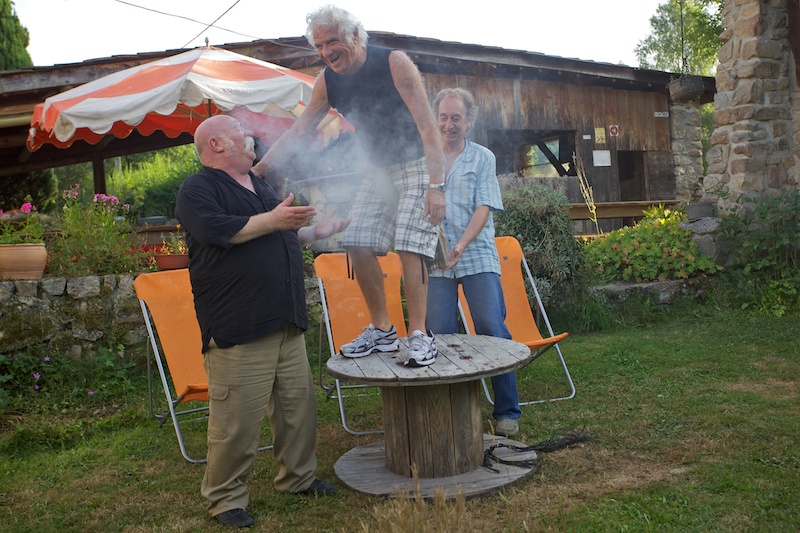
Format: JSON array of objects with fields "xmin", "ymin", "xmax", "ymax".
[
  {"xmin": 314, "ymin": 252, "xmax": 407, "ymax": 435},
  {"xmin": 459, "ymin": 235, "xmax": 575, "ymax": 406},
  {"xmin": 135, "ymin": 269, "xmax": 271, "ymax": 463}
]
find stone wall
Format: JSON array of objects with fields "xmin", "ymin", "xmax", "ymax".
[
  {"xmin": 703, "ymin": 0, "xmax": 798, "ymax": 208},
  {"xmin": 0, "ymin": 274, "xmax": 322, "ymax": 358},
  {"xmin": 0, "ymin": 275, "xmax": 145, "ymax": 357},
  {"xmin": 670, "ymin": 103, "xmax": 706, "ymax": 203}
]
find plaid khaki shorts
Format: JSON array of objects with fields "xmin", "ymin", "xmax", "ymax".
[{"xmin": 341, "ymin": 157, "xmax": 438, "ymax": 258}]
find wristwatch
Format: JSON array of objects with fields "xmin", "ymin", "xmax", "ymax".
[{"xmin": 429, "ymin": 182, "xmax": 446, "ymax": 193}]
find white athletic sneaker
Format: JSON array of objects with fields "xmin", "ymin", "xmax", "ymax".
[
  {"xmin": 403, "ymin": 330, "xmax": 437, "ymax": 367},
  {"xmin": 340, "ymin": 324, "xmax": 399, "ymax": 358}
]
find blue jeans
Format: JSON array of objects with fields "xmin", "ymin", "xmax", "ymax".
[{"xmin": 426, "ymin": 272, "xmax": 521, "ymax": 421}]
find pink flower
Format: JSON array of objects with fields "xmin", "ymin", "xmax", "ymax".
[
  {"xmin": 44, "ymin": 356, "xmax": 50, "ymax": 362},
  {"xmin": 33, "ymin": 372, "xmax": 40, "ymax": 380},
  {"xmin": 19, "ymin": 203, "xmax": 33, "ymax": 214},
  {"xmin": 93, "ymin": 194, "xmax": 120, "ymax": 210},
  {"xmin": 34, "ymin": 384, "xmax": 40, "ymax": 391},
  {"xmin": 62, "ymin": 184, "xmax": 80, "ymax": 200},
  {"xmin": 87, "ymin": 390, "xmax": 95, "ymax": 396}
]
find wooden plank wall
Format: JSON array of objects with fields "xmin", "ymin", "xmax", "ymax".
[{"xmin": 424, "ymin": 74, "xmax": 672, "ymax": 204}]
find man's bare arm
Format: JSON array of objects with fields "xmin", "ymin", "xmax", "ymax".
[
  {"xmin": 251, "ymin": 74, "xmax": 333, "ymax": 178},
  {"xmin": 389, "ymin": 51, "xmax": 446, "ymax": 225}
]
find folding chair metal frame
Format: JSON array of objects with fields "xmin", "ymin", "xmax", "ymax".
[
  {"xmin": 135, "ymin": 269, "xmax": 272, "ymax": 463},
  {"xmin": 314, "ymin": 252, "xmax": 407, "ymax": 435},
  {"xmin": 458, "ymin": 235, "xmax": 576, "ymax": 406}
]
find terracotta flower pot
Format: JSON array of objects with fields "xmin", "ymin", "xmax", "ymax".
[
  {"xmin": 154, "ymin": 253, "xmax": 189, "ymax": 270},
  {"xmin": 0, "ymin": 243, "xmax": 48, "ymax": 280}
]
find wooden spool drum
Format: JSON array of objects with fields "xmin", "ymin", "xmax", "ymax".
[{"xmin": 382, "ymin": 380, "xmax": 483, "ymax": 478}]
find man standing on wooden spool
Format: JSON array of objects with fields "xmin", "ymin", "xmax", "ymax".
[{"xmin": 254, "ymin": 4, "xmax": 446, "ymax": 368}]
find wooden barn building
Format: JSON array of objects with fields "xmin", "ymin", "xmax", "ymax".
[{"xmin": 0, "ymin": 32, "xmax": 715, "ymax": 226}]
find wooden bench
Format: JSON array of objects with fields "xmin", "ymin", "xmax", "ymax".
[{"xmin": 568, "ymin": 200, "xmax": 680, "ymax": 220}]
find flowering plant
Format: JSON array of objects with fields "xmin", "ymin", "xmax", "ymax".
[
  {"xmin": 46, "ymin": 184, "xmax": 152, "ymax": 277},
  {"xmin": 0, "ymin": 197, "xmax": 47, "ymax": 244},
  {"xmin": 158, "ymin": 229, "xmax": 188, "ymax": 255}
]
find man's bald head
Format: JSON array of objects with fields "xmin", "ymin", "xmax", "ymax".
[
  {"xmin": 194, "ymin": 115, "xmax": 240, "ymax": 162},
  {"xmin": 193, "ymin": 115, "xmax": 256, "ymax": 176}
]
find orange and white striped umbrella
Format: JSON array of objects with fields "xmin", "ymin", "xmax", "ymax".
[{"xmin": 27, "ymin": 47, "xmax": 352, "ymax": 151}]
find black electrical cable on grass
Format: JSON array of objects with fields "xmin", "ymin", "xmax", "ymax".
[{"xmin": 482, "ymin": 426, "xmax": 592, "ymax": 473}]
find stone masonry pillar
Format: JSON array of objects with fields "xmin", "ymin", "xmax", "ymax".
[
  {"xmin": 702, "ymin": 0, "xmax": 798, "ymax": 210},
  {"xmin": 670, "ymin": 103, "xmax": 706, "ymax": 203}
]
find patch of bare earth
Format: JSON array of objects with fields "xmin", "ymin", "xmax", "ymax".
[{"xmin": 362, "ymin": 443, "xmax": 683, "ymax": 531}]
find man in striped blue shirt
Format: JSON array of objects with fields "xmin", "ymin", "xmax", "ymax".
[{"xmin": 426, "ymin": 88, "xmax": 521, "ymax": 438}]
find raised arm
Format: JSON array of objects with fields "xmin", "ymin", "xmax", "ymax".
[{"xmin": 251, "ymin": 74, "xmax": 333, "ymax": 178}]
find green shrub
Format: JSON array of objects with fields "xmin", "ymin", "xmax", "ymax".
[
  {"xmin": 718, "ymin": 190, "xmax": 800, "ymax": 316},
  {"xmin": 584, "ymin": 205, "xmax": 719, "ymax": 283},
  {"xmin": 0, "ymin": 342, "xmax": 141, "ymax": 410},
  {"xmin": 495, "ymin": 182, "xmax": 589, "ymax": 315},
  {"xmin": 108, "ymin": 145, "xmax": 201, "ymax": 219}
]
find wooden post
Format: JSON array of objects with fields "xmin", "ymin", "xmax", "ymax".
[{"xmin": 92, "ymin": 156, "xmax": 106, "ymax": 194}]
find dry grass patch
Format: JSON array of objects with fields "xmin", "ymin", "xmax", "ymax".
[
  {"xmin": 726, "ymin": 378, "xmax": 799, "ymax": 401},
  {"xmin": 357, "ymin": 443, "xmax": 685, "ymax": 532}
]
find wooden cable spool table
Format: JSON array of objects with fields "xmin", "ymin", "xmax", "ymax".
[{"xmin": 327, "ymin": 333, "xmax": 539, "ymax": 498}]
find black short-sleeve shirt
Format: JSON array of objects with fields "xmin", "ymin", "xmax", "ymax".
[{"xmin": 175, "ymin": 167, "xmax": 307, "ymax": 352}]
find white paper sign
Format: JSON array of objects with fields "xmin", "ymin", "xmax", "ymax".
[{"xmin": 592, "ymin": 150, "xmax": 611, "ymax": 167}]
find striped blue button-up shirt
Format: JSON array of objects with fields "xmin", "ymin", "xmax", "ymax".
[{"xmin": 432, "ymin": 139, "xmax": 503, "ymax": 279}]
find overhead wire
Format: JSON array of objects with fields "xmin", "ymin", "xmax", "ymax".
[
  {"xmin": 180, "ymin": 0, "xmax": 243, "ymax": 48},
  {"xmin": 111, "ymin": 0, "xmax": 313, "ymax": 52},
  {"xmin": 111, "ymin": 0, "xmax": 259, "ymax": 43}
]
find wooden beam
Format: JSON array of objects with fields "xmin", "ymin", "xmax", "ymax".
[{"xmin": 568, "ymin": 200, "xmax": 680, "ymax": 220}]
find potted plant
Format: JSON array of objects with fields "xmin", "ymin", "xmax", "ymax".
[
  {"xmin": 669, "ymin": 75, "xmax": 705, "ymax": 103},
  {"xmin": 154, "ymin": 231, "xmax": 189, "ymax": 270},
  {"xmin": 0, "ymin": 198, "xmax": 48, "ymax": 280}
]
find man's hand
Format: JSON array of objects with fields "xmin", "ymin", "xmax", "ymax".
[
  {"xmin": 269, "ymin": 193, "xmax": 317, "ymax": 230},
  {"xmin": 424, "ymin": 189, "xmax": 446, "ymax": 226},
  {"xmin": 443, "ymin": 243, "xmax": 464, "ymax": 271},
  {"xmin": 228, "ymin": 193, "xmax": 315, "ymax": 245},
  {"xmin": 300, "ymin": 209, "xmax": 351, "ymax": 246},
  {"xmin": 314, "ymin": 210, "xmax": 352, "ymax": 240}
]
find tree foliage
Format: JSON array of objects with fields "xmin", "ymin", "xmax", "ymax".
[
  {"xmin": 0, "ymin": 0, "xmax": 33, "ymax": 70},
  {"xmin": 108, "ymin": 145, "xmax": 201, "ymax": 219},
  {"xmin": 635, "ymin": 0, "xmax": 723, "ymax": 76}
]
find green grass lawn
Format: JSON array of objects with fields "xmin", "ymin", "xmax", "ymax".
[{"xmin": 1, "ymin": 305, "xmax": 798, "ymax": 532}]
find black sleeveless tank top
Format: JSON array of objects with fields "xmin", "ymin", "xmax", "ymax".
[{"xmin": 324, "ymin": 46, "xmax": 425, "ymax": 166}]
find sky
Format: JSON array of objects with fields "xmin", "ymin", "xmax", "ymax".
[{"xmin": 15, "ymin": 0, "xmax": 666, "ymax": 68}]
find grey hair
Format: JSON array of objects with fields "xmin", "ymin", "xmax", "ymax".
[
  {"xmin": 432, "ymin": 88, "xmax": 478, "ymax": 123},
  {"xmin": 305, "ymin": 5, "xmax": 368, "ymax": 47}
]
